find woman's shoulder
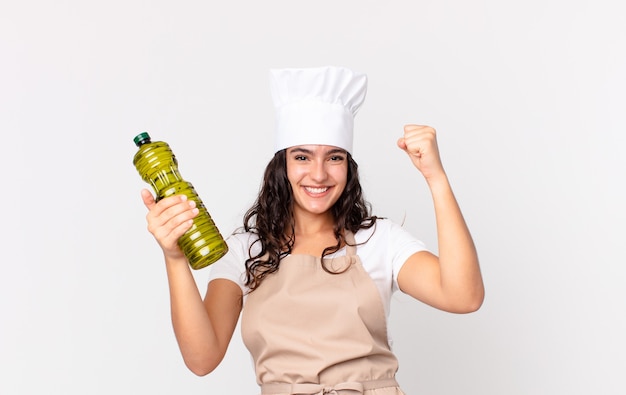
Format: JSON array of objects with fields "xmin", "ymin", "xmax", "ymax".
[
  {"xmin": 227, "ymin": 228, "xmax": 258, "ymax": 242},
  {"xmin": 354, "ymin": 217, "xmax": 427, "ymax": 252},
  {"xmin": 354, "ymin": 217, "xmax": 397, "ymax": 242},
  {"xmin": 225, "ymin": 229, "xmax": 261, "ymax": 252}
]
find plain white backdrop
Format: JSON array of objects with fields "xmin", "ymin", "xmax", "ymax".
[{"xmin": 1, "ymin": 1, "xmax": 624, "ymax": 394}]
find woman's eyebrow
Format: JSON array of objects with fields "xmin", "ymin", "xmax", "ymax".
[
  {"xmin": 327, "ymin": 148, "xmax": 347, "ymax": 155},
  {"xmin": 289, "ymin": 147, "xmax": 313, "ymax": 154},
  {"xmin": 288, "ymin": 147, "xmax": 347, "ymax": 155}
]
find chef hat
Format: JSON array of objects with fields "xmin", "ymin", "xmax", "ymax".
[{"xmin": 270, "ymin": 66, "xmax": 368, "ymax": 154}]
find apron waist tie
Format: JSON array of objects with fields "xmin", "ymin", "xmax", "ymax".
[{"xmin": 261, "ymin": 378, "xmax": 399, "ymax": 394}]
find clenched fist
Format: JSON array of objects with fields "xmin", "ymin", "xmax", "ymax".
[{"xmin": 397, "ymin": 124, "xmax": 446, "ymax": 183}]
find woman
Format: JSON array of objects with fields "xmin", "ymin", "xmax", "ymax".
[{"xmin": 141, "ymin": 66, "xmax": 484, "ymax": 394}]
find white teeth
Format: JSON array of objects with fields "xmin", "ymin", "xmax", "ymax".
[{"xmin": 305, "ymin": 187, "xmax": 328, "ymax": 194}]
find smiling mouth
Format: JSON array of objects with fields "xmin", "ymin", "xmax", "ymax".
[{"xmin": 304, "ymin": 186, "xmax": 329, "ymax": 194}]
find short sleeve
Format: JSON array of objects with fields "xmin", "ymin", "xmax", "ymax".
[
  {"xmin": 207, "ymin": 232, "xmax": 256, "ymax": 295},
  {"xmin": 386, "ymin": 220, "xmax": 429, "ymax": 291}
]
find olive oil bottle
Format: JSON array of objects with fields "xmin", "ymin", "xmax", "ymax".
[{"xmin": 133, "ymin": 132, "xmax": 228, "ymax": 269}]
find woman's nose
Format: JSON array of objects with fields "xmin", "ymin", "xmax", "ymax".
[{"xmin": 309, "ymin": 160, "xmax": 328, "ymax": 182}]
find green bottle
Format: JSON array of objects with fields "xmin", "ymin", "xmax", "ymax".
[{"xmin": 133, "ymin": 132, "xmax": 228, "ymax": 269}]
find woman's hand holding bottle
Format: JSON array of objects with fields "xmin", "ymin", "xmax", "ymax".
[{"xmin": 141, "ymin": 189, "xmax": 198, "ymax": 263}]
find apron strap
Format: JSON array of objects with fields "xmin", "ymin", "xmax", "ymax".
[
  {"xmin": 260, "ymin": 378, "xmax": 399, "ymax": 394},
  {"xmin": 344, "ymin": 231, "xmax": 357, "ymax": 257}
]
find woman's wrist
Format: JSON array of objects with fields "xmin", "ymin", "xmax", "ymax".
[
  {"xmin": 163, "ymin": 252, "xmax": 190, "ymax": 269},
  {"xmin": 425, "ymin": 171, "xmax": 450, "ymax": 193}
]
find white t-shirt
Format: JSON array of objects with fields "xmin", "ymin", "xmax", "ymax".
[{"xmin": 208, "ymin": 218, "xmax": 430, "ymax": 318}]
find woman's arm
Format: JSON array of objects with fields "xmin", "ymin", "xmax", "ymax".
[
  {"xmin": 141, "ymin": 190, "xmax": 242, "ymax": 375},
  {"xmin": 396, "ymin": 125, "xmax": 484, "ymax": 313}
]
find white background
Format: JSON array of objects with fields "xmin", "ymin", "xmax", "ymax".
[{"xmin": 1, "ymin": 1, "xmax": 624, "ymax": 394}]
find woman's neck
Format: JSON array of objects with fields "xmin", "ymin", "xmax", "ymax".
[
  {"xmin": 292, "ymin": 210, "xmax": 335, "ymax": 236},
  {"xmin": 289, "ymin": 211, "xmax": 342, "ymax": 256}
]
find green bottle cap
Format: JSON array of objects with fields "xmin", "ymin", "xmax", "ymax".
[{"xmin": 133, "ymin": 132, "xmax": 151, "ymax": 147}]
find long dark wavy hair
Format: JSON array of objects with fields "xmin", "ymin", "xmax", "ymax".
[{"xmin": 242, "ymin": 149, "xmax": 377, "ymax": 291}]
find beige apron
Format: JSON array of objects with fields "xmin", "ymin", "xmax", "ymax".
[{"xmin": 241, "ymin": 232, "xmax": 406, "ymax": 395}]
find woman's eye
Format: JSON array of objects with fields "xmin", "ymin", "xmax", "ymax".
[
  {"xmin": 294, "ymin": 155, "xmax": 307, "ymax": 161},
  {"xmin": 330, "ymin": 155, "xmax": 345, "ymax": 161}
]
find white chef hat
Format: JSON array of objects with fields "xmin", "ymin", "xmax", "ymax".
[{"xmin": 270, "ymin": 66, "xmax": 368, "ymax": 154}]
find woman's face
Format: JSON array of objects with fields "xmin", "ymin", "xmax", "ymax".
[{"xmin": 286, "ymin": 144, "xmax": 348, "ymax": 217}]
